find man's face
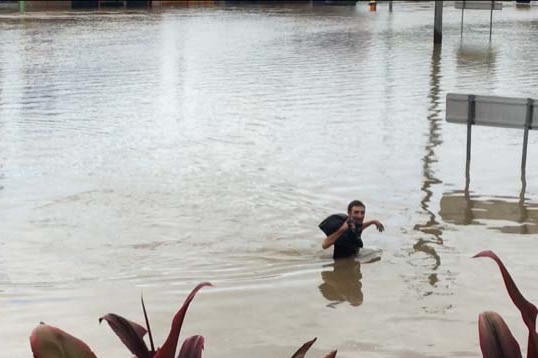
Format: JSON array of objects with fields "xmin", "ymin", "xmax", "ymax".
[{"xmin": 349, "ymin": 205, "xmax": 365, "ymax": 224}]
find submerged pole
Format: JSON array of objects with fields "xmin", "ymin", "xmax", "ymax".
[
  {"xmin": 389, "ymin": 0, "xmax": 392, "ymax": 12},
  {"xmin": 434, "ymin": 1, "xmax": 443, "ymax": 44},
  {"xmin": 489, "ymin": 0, "xmax": 494, "ymax": 41},
  {"xmin": 521, "ymin": 99, "xmax": 534, "ymax": 176},
  {"xmin": 465, "ymin": 95, "xmax": 476, "ymax": 191},
  {"xmin": 461, "ymin": 0, "xmax": 465, "ymax": 37},
  {"xmin": 19, "ymin": 0, "xmax": 25, "ymax": 13}
]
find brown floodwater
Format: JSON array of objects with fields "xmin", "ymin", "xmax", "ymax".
[{"xmin": 1, "ymin": 2, "xmax": 538, "ymax": 357}]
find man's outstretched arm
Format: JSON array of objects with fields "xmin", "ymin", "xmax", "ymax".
[
  {"xmin": 322, "ymin": 221, "xmax": 349, "ymax": 249},
  {"xmin": 362, "ymin": 220, "xmax": 384, "ymax": 232}
]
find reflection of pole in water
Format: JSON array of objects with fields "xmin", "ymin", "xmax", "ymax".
[
  {"xmin": 439, "ymin": 191, "xmax": 537, "ymax": 234},
  {"xmin": 381, "ymin": 11, "xmax": 394, "ymax": 124},
  {"xmin": 0, "ymin": 162, "xmax": 4, "ymax": 192},
  {"xmin": 413, "ymin": 239, "xmax": 440, "ymax": 270},
  {"xmin": 412, "ymin": 45, "xmax": 443, "ymax": 279},
  {"xmin": 414, "ymin": 45, "xmax": 443, "ymax": 242}
]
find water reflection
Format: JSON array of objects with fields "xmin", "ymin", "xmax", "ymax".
[
  {"xmin": 455, "ymin": 44, "xmax": 497, "ymax": 96},
  {"xmin": 21, "ymin": 30, "xmax": 61, "ymax": 119},
  {"xmin": 456, "ymin": 44, "xmax": 497, "ymax": 69},
  {"xmin": 319, "ymin": 258, "xmax": 363, "ymax": 307},
  {"xmin": 440, "ymin": 191, "xmax": 538, "ymax": 234},
  {"xmin": 412, "ymin": 45, "xmax": 443, "ymax": 279},
  {"xmin": 0, "ymin": 40, "xmax": 3, "ymax": 153},
  {"xmin": 413, "ymin": 238, "xmax": 440, "ymax": 270},
  {"xmin": 0, "ymin": 32, "xmax": 9, "ymax": 195}
]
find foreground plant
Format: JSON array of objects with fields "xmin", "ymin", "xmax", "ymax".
[
  {"xmin": 474, "ymin": 250, "xmax": 538, "ymax": 358},
  {"xmin": 30, "ymin": 323, "xmax": 98, "ymax": 358},
  {"xmin": 99, "ymin": 282, "xmax": 211, "ymax": 358},
  {"xmin": 30, "ymin": 282, "xmax": 337, "ymax": 358},
  {"xmin": 291, "ymin": 337, "xmax": 337, "ymax": 358},
  {"xmin": 31, "ymin": 282, "xmax": 211, "ymax": 358}
]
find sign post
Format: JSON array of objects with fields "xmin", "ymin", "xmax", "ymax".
[
  {"xmin": 489, "ymin": 0, "xmax": 494, "ymax": 41},
  {"xmin": 522, "ymin": 99, "xmax": 535, "ymax": 173},
  {"xmin": 434, "ymin": 1, "xmax": 443, "ymax": 44},
  {"xmin": 446, "ymin": 93, "xmax": 537, "ymax": 188},
  {"xmin": 465, "ymin": 95, "xmax": 475, "ymax": 188},
  {"xmin": 455, "ymin": 1, "xmax": 501, "ymax": 41}
]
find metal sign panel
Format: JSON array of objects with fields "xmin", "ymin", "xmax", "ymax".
[
  {"xmin": 455, "ymin": 1, "xmax": 502, "ymax": 10},
  {"xmin": 446, "ymin": 93, "xmax": 536, "ymax": 130}
]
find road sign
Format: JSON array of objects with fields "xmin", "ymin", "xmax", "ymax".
[
  {"xmin": 446, "ymin": 93, "xmax": 537, "ymax": 129},
  {"xmin": 455, "ymin": 1, "xmax": 502, "ymax": 10},
  {"xmin": 446, "ymin": 93, "xmax": 535, "ymax": 191},
  {"xmin": 455, "ymin": 1, "xmax": 502, "ymax": 41}
]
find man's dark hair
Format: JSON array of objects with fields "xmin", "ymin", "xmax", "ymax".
[{"xmin": 347, "ymin": 200, "xmax": 365, "ymax": 213}]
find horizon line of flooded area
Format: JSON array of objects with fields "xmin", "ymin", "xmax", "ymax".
[{"xmin": 1, "ymin": 1, "xmax": 538, "ymax": 357}]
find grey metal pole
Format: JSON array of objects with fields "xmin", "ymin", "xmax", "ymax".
[
  {"xmin": 489, "ymin": 1, "xmax": 494, "ymax": 41},
  {"xmin": 461, "ymin": 0, "xmax": 465, "ymax": 38},
  {"xmin": 521, "ymin": 98, "xmax": 534, "ymax": 175},
  {"xmin": 434, "ymin": 1, "xmax": 443, "ymax": 44},
  {"xmin": 465, "ymin": 95, "xmax": 476, "ymax": 191},
  {"xmin": 389, "ymin": 0, "xmax": 393, "ymax": 12}
]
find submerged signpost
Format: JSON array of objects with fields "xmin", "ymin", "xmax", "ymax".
[
  {"xmin": 434, "ymin": 1, "xmax": 443, "ymax": 44},
  {"xmin": 446, "ymin": 93, "xmax": 536, "ymax": 192},
  {"xmin": 455, "ymin": 1, "xmax": 502, "ymax": 41}
]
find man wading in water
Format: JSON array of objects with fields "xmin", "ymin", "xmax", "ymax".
[{"xmin": 321, "ymin": 200, "xmax": 384, "ymax": 259}]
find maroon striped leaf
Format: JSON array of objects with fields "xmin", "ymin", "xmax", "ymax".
[
  {"xmin": 99, "ymin": 313, "xmax": 150, "ymax": 358},
  {"xmin": 30, "ymin": 322, "xmax": 98, "ymax": 358},
  {"xmin": 474, "ymin": 250, "xmax": 538, "ymax": 358},
  {"xmin": 478, "ymin": 311, "xmax": 522, "ymax": 358},
  {"xmin": 153, "ymin": 282, "xmax": 212, "ymax": 358},
  {"xmin": 290, "ymin": 338, "xmax": 336, "ymax": 358},
  {"xmin": 177, "ymin": 335, "xmax": 204, "ymax": 358},
  {"xmin": 291, "ymin": 338, "xmax": 318, "ymax": 358},
  {"xmin": 142, "ymin": 294, "xmax": 156, "ymax": 353}
]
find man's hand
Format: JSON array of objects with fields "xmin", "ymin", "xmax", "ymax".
[
  {"xmin": 346, "ymin": 217, "xmax": 354, "ymax": 231},
  {"xmin": 373, "ymin": 220, "xmax": 384, "ymax": 232}
]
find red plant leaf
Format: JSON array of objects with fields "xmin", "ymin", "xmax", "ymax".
[
  {"xmin": 142, "ymin": 294, "xmax": 156, "ymax": 353},
  {"xmin": 530, "ymin": 334, "xmax": 538, "ymax": 358},
  {"xmin": 30, "ymin": 322, "xmax": 98, "ymax": 358},
  {"xmin": 474, "ymin": 250, "xmax": 538, "ymax": 357},
  {"xmin": 177, "ymin": 335, "xmax": 204, "ymax": 358},
  {"xmin": 323, "ymin": 351, "xmax": 337, "ymax": 358},
  {"xmin": 99, "ymin": 313, "xmax": 149, "ymax": 358},
  {"xmin": 153, "ymin": 282, "xmax": 212, "ymax": 358},
  {"xmin": 478, "ymin": 311, "xmax": 522, "ymax": 358},
  {"xmin": 291, "ymin": 338, "xmax": 317, "ymax": 358}
]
